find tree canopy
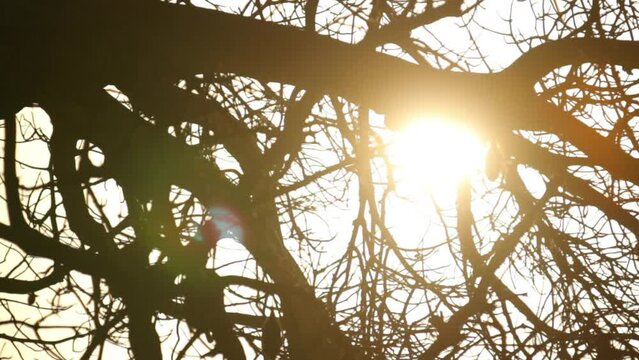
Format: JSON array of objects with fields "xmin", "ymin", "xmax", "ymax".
[{"xmin": 1, "ymin": 0, "xmax": 639, "ymax": 359}]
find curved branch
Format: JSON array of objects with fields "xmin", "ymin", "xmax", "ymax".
[
  {"xmin": 0, "ymin": 265, "xmax": 65, "ymax": 294},
  {"xmin": 505, "ymin": 38, "xmax": 639, "ymax": 86}
]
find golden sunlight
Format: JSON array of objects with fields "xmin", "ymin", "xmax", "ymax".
[{"xmin": 388, "ymin": 119, "xmax": 487, "ymax": 197}]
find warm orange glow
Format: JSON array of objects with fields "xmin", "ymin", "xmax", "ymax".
[{"xmin": 388, "ymin": 119, "xmax": 487, "ymax": 196}]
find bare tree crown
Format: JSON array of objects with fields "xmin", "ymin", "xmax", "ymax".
[{"xmin": 1, "ymin": 0, "xmax": 638, "ymax": 359}]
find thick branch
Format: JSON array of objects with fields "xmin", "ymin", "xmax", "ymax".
[
  {"xmin": 505, "ymin": 38, "xmax": 639, "ymax": 86},
  {"xmin": 3, "ymin": 0, "xmax": 493, "ymax": 131},
  {"xmin": 0, "ymin": 266, "xmax": 65, "ymax": 294}
]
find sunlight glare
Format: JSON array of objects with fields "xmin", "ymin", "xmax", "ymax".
[{"xmin": 388, "ymin": 119, "xmax": 487, "ymax": 198}]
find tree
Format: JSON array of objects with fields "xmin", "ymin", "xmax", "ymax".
[{"xmin": 1, "ymin": 0, "xmax": 638, "ymax": 358}]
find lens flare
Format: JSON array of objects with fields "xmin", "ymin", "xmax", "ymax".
[{"xmin": 196, "ymin": 206, "xmax": 245, "ymax": 245}]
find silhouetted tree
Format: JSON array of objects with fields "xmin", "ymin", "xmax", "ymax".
[{"xmin": 1, "ymin": 0, "xmax": 639, "ymax": 359}]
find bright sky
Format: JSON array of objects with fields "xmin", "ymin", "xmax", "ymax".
[{"xmin": 389, "ymin": 118, "xmax": 487, "ymax": 198}]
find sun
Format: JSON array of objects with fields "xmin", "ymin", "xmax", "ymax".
[{"xmin": 387, "ymin": 118, "xmax": 487, "ymax": 197}]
